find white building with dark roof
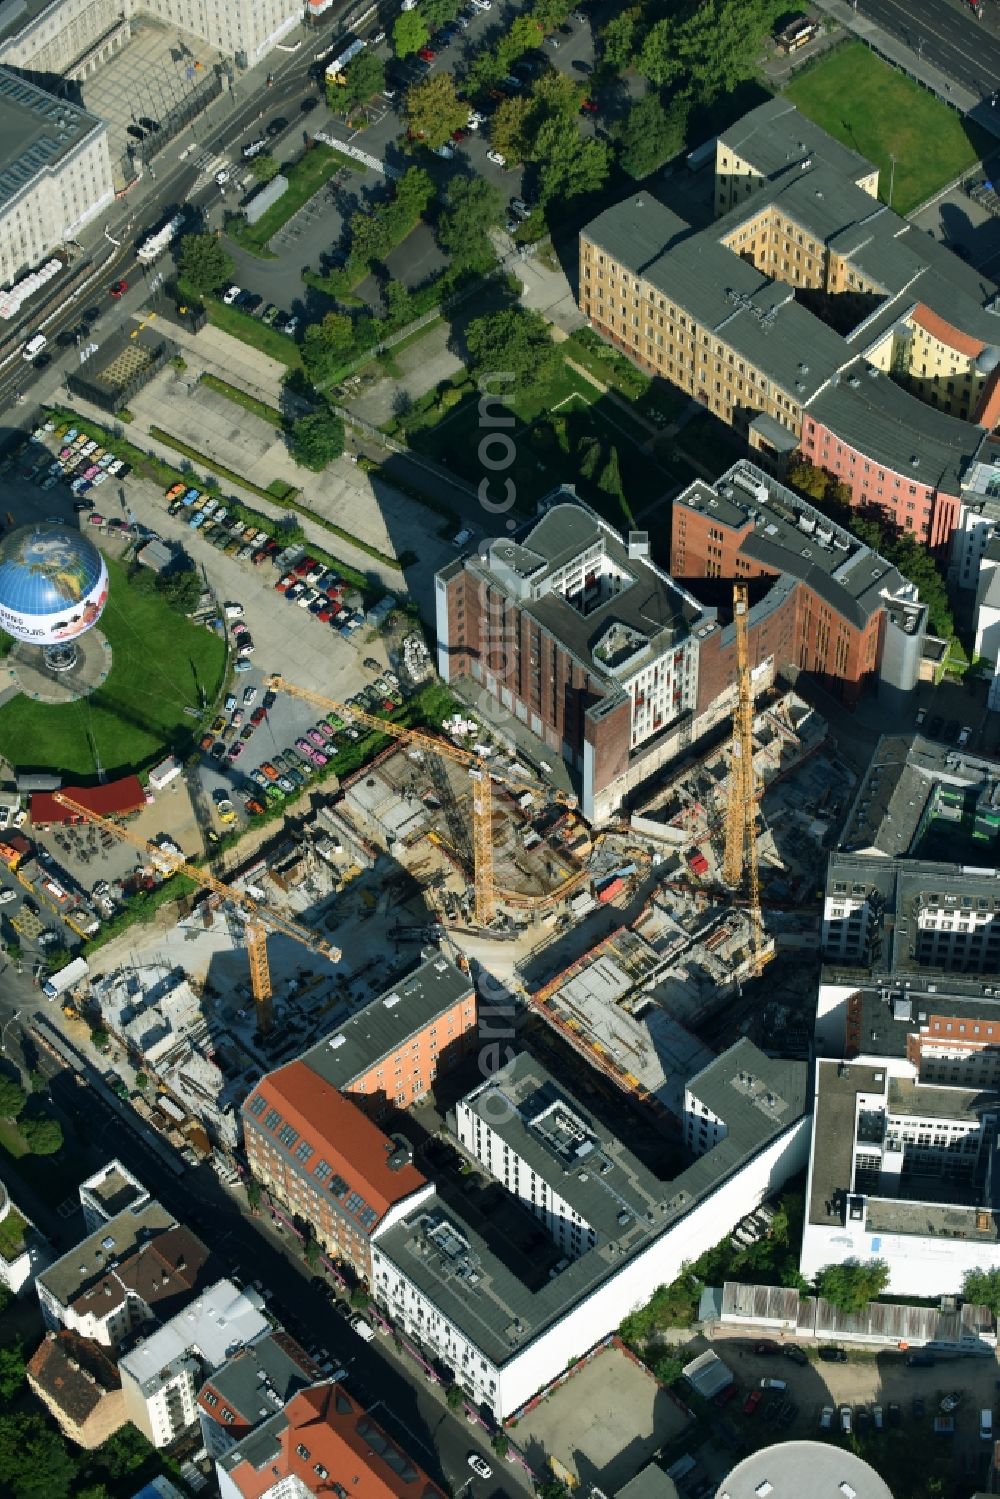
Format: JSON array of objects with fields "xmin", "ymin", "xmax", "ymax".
[{"xmin": 373, "ymin": 1044, "xmax": 808, "ymax": 1420}]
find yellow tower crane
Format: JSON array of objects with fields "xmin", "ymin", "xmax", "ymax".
[
  {"xmin": 265, "ymin": 674, "xmax": 577, "ymax": 928},
  {"xmin": 721, "ymin": 584, "xmax": 767, "ymax": 975},
  {"xmin": 51, "ymin": 792, "xmax": 340, "ymax": 1032}
]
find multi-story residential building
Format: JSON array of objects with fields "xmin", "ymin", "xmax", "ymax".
[
  {"xmin": 36, "ymin": 1197, "xmax": 212, "ymax": 1348},
  {"xmin": 802, "ymin": 851, "xmax": 1000, "ymax": 1294},
  {"xmin": 0, "ymin": 1176, "xmax": 50, "ymax": 1294},
  {"xmin": 197, "ymin": 1329, "xmax": 323, "ymax": 1463},
  {"xmin": 242, "ymin": 1063, "xmax": 435, "ymax": 1280},
  {"xmin": 78, "ymin": 1159, "xmax": 149, "ymax": 1233},
  {"xmin": 27, "ymin": 1329, "xmax": 125, "ymax": 1448},
  {"xmin": 0, "ymin": 0, "xmax": 300, "ymax": 79},
  {"xmin": 581, "ymin": 98, "xmax": 997, "ymax": 563},
  {"xmin": 295, "ymin": 951, "xmax": 477, "ymax": 1121},
  {"xmin": 216, "ymin": 1381, "xmax": 448, "ymax": 1499},
  {"xmin": 436, "ymin": 492, "xmax": 709, "ymax": 820},
  {"xmin": 374, "ymin": 1045, "xmax": 807, "ymax": 1420},
  {"xmin": 0, "ymin": 68, "xmax": 112, "ymax": 287},
  {"xmin": 119, "ymin": 1279, "xmax": 269, "ymax": 1447},
  {"xmin": 672, "ymin": 460, "xmax": 927, "ymax": 712}
]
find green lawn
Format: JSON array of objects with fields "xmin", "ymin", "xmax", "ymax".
[
  {"xmin": 785, "ymin": 43, "xmax": 988, "ymax": 214},
  {"xmin": 227, "ymin": 142, "xmax": 358, "ymax": 255},
  {"xmin": 0, "ymin": 556, "xmax": 227, "ymax": 780}
]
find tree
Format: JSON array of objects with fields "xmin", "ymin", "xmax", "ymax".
[
  {"xmin": 393, "ymin": 10, "xmax": 428, "ymax": 57},
  {"xmin": 0, "ymin": 1345, "xmax": 25, "ymax": 1401},
  {"xmin": 21, "ymin": 1114, "xmax": 63, "ymax": 1156},
  {"xmin": 445, "ymin": 1383, "xmax": 464, "ymax": 1410},
  {"xmin": 303, "ymin": 1236, "xmax": 320, "ymax": 1269},
  {"xmin": 343, "ymin": 49, "xmax": 385, "ymax": 107},
  {"xmin": 156, "ymin": 569, "xmax": 202, "ymax": 614},
  {"xmin": 535, "ymin": 119, "xmax": 610, "ymax": 203},
  {"xmin": 289, "ymin": 410, "xmax": 346, "ymax": 470},
  {"xmin": 0, "ymin": 1413, "xmax": 78, "ymax": 1499},
  {"xmin": 497, "ymin": 14, "xmax": 544, "ymax": 69},
  {"xmin": 466, "ymin": 307, "xmax": 560, "ymax": 390},
  {"xmin": 302, "ymin": 312, "xmax": 355, "ymax": 382},
  {"xmin": 963, "ymin": 1267, "xmax": 1000, "ymax": 1316},
  {"xmin": 405, "ymin": 73, "xmax": 468, "ymax": 149},
  {"xmin": 88, "ymin": 1024, "xmax": 109, "ymax": 1051},
  {"xmin": 637, "ymin": 19, "xmax": 681, "ymax": 87},
  {"xmin": 600, "ymin": 7, "xmax": 641, "ymax": 72},
  {"xmin": 246, "ymin": 1178, "xmax": 262, "ymax": 1212},
  {"xmin": 0, "ymin": 1077, "xmax": 26, "ymax": 1120},
  {"xmin": 438, "ymin": 177, "xmax": 503, "ymax": 269},
  {"xmin": 490, "ymin": 95, "xmax": 536, "ymax": 164},
  {"xmin": 349, "ymin": 206, "xmax": 393, "ymax": 267},
  {"xmin": 422, "ymin": 0, "xmax": 462, "ymax": 26},
  {"xmin": 786, "ymin": 456, "xmax": 829, "ymax": 502},
  {"xmin": 134, "ymin": 1072, "xmax": 148, "ymax": 1091},
  {"xmin": 672, "ymin": 0, "xmax": 775, "ymax": 102},
  {"xmin": 177, "ymin": 233, "xmax": 234, "ymax": 297},
  {"xmin": 618, "ymin": 91, "xmax": 690, "ymax": 180},
  {"xmin": 531, "ymin": 0, "xmax": 572, "ymax": 29},
  {"xmin": 816, "ymin": 1258, "xmax": 889, "ymax": 1314},
  {"xmin": 249, "ymin": 153, "xmax": 280, "ymax": 183},
  {"xmin": 94, "ymin": 1423, "xmax": 152, "ymax": 1481},
  {"xmin": 651, "ymin": 1350, "xmax": 684, "ymax": 1386},
  {"xmin": 530, "ymin": 70, "xmax": 583, "ymax": 123},
  {"xmin": 393, "ymin": 165, "xmax": 435, "ymax": 219},
  {"xmin": 349, "ymin": 1285, "xmax": 370, "ymax": 1309}
]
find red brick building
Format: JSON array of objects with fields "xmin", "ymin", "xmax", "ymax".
[
  {"xmin": 242, "ymin": 1065, "xmax": 433, "ymax": 1280},
  {"xmin": 672, "ymin": 462, "xmax": 926, "ymax": 711}
]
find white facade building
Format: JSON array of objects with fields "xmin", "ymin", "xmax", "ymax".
[
  {"xmin": 375, "ymin": 1044, "xmax": 808, "ymax": 1420},
  {"xmin": 805, "ymin": 851, "xmax": 1000, "ymax": 1296},
  {"xmin": 0, "ymin": 0, "xmax": 300, "ymax": 75},
  {"xmin": 0, "ymin": 1177, "xmax": 50, "ymax": 1295},
  {"xmin": 78, "ymin": 1159, "xmax": 149, "ymax": 1233},
  {"xmin": 0, "ymin": 68, "xmax": 113, "ymax": 287},
  {"xmin": 119, "ymin": 1279, "xmax": 269, "ymax": 1447}
]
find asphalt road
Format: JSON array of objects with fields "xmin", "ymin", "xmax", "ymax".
[
  {"xmin": 12, "ymin": 1025, "xmax": 524, "ymax": 1499},
  {"xmin": 856, "ymin": 0, "xmax": 1000, "ymax": 97}
]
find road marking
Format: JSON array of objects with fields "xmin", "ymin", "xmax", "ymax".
[{"xmin": 864, "ymin": 0, "xmax": 1000, "ymax": 83}]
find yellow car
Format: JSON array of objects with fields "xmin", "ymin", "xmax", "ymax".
[{"xmin": 216, "ymin": 798, "xmax": 237, "ymax": 825}]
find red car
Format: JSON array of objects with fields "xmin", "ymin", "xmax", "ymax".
[
  {"xmin": 743, "ymin": 1389, "xmax": 763, "ymax": 1416},
  {"xmin": 251, "ymin": 706, "xmax": 267, "ymax": 725},
  {"xmin": 580, "ymin": 99, "xmax": 598, "ymax": 114},
  {"xmin": 418, "ymin": 46, "xmax": 436, "ymax": 60},
  {"xmin": 452, "ymin": 128, "xmax": 467, "ymax": 142},
  {"xmin": 109, "ymin": 279, "xmax": 128, "ymax": 299},
  {"xmin": 293, "ymin": 556, "xmax": 315, "ymax": 577}
]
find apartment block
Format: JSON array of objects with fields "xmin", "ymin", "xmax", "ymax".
[
  {"xmin": 436, "ymin": 492, "xmax": 709, "ymax": 820},
  {"xmin": 672, "ymin": 461, "xmax": 926, "ymax": 711},
  {"xmin": 27, "ymin": 1330, "xmax": 125, "ymax": 1449},
  {"xmin": 0, "ymin": 69, "xmax": 113, "ymax": 286},
  {"xmin": 802, "ymin": 849, "xmax": 1000, "ymax": 1295},
  {"xmin": 0, "ymin": 1178, "xmax": 49, "ymax": 1295},
  {"xmin": 374, "ymin": 1045, "xmax": 807, "ymax": 1420},
  {"xmin": 36, "ymin": 1198, "xmax": 212, "ymax": 1348},
  {"xmin": 242, "ymin": 1063, "xmax": 434, "ymax": 1280},
  {"xmin": 581, "ymin": 98, "xmax": 996, "ymax": 563},
  {"xmin": 197, "ymin": 1329, "xmax": 323, "ymax": 1463},
  {"xmin": 216, "ymin": 1382, "xmax": 447, "ymax": 1499},
  {"xmin": 119, "ymin": 1280, "xmax": 269, "ymax": 1448},
  {"xmin": 297, "ymin": 951, "xmax": 477, "ymax": 1121}
]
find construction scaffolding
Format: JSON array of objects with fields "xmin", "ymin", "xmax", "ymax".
[{"xmin": 721, "ymin": 584, "xmax": 767, "ymax": 975}]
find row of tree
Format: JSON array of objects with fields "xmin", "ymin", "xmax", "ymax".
[
  {"xmin": 0, "ymin": 1075, "xmax": 64, "ymax": 1154},
  {"xmin": 599, "ymin": 0, "xmax": 782, "ymax": 103}
]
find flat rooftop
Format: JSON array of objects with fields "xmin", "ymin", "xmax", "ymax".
[
  {"xmin": 303, "ymin": 952, "xmax": 472, "ymax": 1092},
  {"xmin": 119, "ymin": 1279, "xmax": 268, "ymax": 1395},
  {"xmin": 676, "ymin": 460, "xmax": 915, "ymax": 630},
  {"xmin": 808, "ymin": 1060, "xmax": 884, "ymax": 1230},
  {"xmin": 377, "ymin": 1042, "xmax": 805, "ymax": 1365},
  {"xmin": 0, "ymin": 66, "xmax": 104, "ymax": 211},
  {"xmin": 199, "ymin": 1329, "xmax": 319, "ymax": 1425},
  {"xmin": 840, "ymin": 734, "xmax": 1000, "ymax": 857},
  {"xmin": 81, "ymin": 1162, "xmax": 147, "ymax": 1219}
]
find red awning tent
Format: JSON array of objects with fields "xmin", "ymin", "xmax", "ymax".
[{"xmin": 31, "ymin": 775, "xmax": 146, "ymax": 826}]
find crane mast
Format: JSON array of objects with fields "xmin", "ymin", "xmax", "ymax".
[{"xmin": 721, "ymin": 584, "xmax": 766, "ymax": 974}]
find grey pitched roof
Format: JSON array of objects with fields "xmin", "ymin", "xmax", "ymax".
[
  {"xmin": 38, "ymin": 1200, "xmax": 176, "ymax": 1309},
  {"xmin": 199, "ymin": 1330, "xmax": 318, "ymax": 1424},
  {"xmin": 718, "ymin": 97, "xmax": 875, "ymax": 185}
]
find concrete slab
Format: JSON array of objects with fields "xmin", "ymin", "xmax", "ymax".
[{"xmin": 513, "ymin": 1343, "xmax": 692, "ymax": 1492}]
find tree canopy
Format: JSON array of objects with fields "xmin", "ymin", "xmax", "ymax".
[
  {"xmin": 618, "ymin": 92, "xmax": 691, "ymax": 179},
  {"xmin": 816, "ymin": 1258, "xmax": 889, "ymax": 1314},
  {"xmin": 535, "ymin": 119, "xmax": 611, "ymax": 203},
  {"xmin": 405, "ymin": 73, "xmax": 468, "ymax": 148},
  {"xmin": 465, "ymin": 306, "xmax": 560, "ymax": 389},
  {"xmin": 289, "ymin": 410, "xmax": 346, "ymax": 470},
  {"xmin": 0, "ymin": 1413, "xmax": 78, "ymax": 1499},
  {"xmin": 20, "ymin": 1115, "xmax": 63, "ymax": 1156},
  {"xmin": 393, "ymin": 10, "xmax": 429, "ymax": 57},
  {"xmin": 0, "ymin": 1344, "xmax": 25, "ymax": 1402},
  {"xmin": 963, "ymin": 1267, "xmax": 1000, "ymax": 1317},
  {"xmin": 301, "ymin": 312, "xmax": 355, "ymax": 383},
  {"xmin": 248, "ymin": 153, "xmax": 279, "ymax": 183},
  {"xmin": 342, "ymin": 49, "xmax": 385, "ymax": 107},
  {"xmin": 437, "ymin": 177, "xmax": 504, "ymax": 270},
  {"xmin": 0, "ymin": 1077, "xmax": 26, "ymax": 1120},
  {"xmin": 177, "ymin": 233, "xmax": 234, "ymax": 297}
]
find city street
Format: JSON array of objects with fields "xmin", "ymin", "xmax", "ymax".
[{"xmin": 853, "ymin": 0, "xmax": 1000, "ymax": 98}]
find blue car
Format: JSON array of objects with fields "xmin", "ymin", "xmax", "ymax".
[
  {"xmin": 190, "ymin": 510, "xmax": 209, "ymax": 528},
  {"xmin": 183, "ymin": 487, "xmax": 200, "ymax": 505}
]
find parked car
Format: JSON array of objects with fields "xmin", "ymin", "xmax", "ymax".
[
  {"xmin": 467, "ymin": 1456, "xmax": 492, "ymax": 1480},
  {"xmin": 840, "ymin": 1406, "xmax": 852, "ymax": 1435},
  {"xmin": 818, "ymin": 1347, "xmax": 847, "ymax": 1363},
  {"xmin": 743, "ymin": 1389, "xmax": 763, "ymax": 1416},
  {"xmin": 819, "ymin": 1406, "xmax": 834, "ymax": 1431}
]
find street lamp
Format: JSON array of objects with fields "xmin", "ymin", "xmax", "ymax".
[{"xmin": 888, "ymin": 152, "xmax": 897, "ymax": 210}]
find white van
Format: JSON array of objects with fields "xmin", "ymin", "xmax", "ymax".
[
  {"xmin": 981, "ymin": 1408, "xmax": 993, "ymax": 1441},
  {"xmin": 22, "ymin": 333, "xmax": 47, "ymax": 362}
]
